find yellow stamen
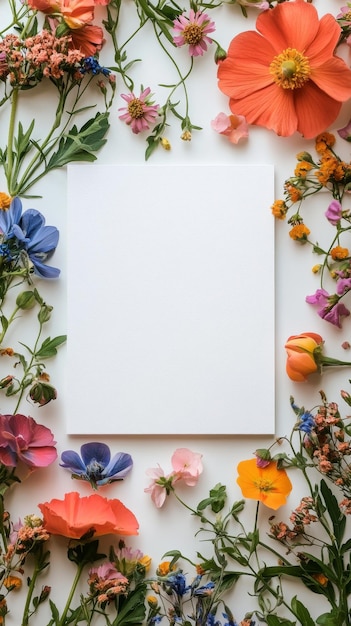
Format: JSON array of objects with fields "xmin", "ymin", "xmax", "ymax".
[
  {"xmin": 269, "ymin": 48, "xmax": 311, "ymax": 89},
  {"xmin": 254, "ymin": 479, "xmax": 273, "ymax": 493},
  {"xmin": 127, "ymin": 98, "xmax": 144, "ymax": 119},
  {"xmin": 183, "ymin": 23, "xmax": 203, "ymax": 45}
]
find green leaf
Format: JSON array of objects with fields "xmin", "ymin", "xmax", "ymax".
[
  {"xmin": 316, "ymin": 608, "xmax": 347, "ymax": 626},
  {"xmin": 267, "ymin": 616, "xmax": 296, "ymax": 626},
  {"xmin": 113, "ymin": 584, "xmax": 147, "ymax": 625},
  {"xmin": 291, "ymin": 596, "xmax": 315, "ymax": 626},
  {"xmin": 46, "ymin": 112, "xmax": 110, "ymax": 171},
  {"xmin": 320, "ymin": 479, "xmax": 346, "ymax": 545},
  {"xmin": 35, "ymin": 335, "xmax": 67, "ymax": 358}
]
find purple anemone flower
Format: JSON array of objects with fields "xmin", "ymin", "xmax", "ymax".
[
  {"xmin": 60, "ymin": 442, "xmax": 133, "ymax": 489},
  {"xmin": 0, "ymin": 197, "xmax": 60, "ymax": 278}
]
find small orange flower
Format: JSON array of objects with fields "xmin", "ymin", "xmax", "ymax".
[
  {"xmin": 38, "ymin": 492, "xmax": 139, "ymax": 539},
  {"xmin": 289, "ymin": 224, "xmax": 310, "ymax": 241},
  {"xmin": 271, "ymin": 199, "xmax": 287, "ymax": 219},
  {"xmin": 285, "ymin": 332, "xmax": 323, "ymax": 381},
  {"xmin": 0, "ymin": 192, "xmax": 11, "ymax": 210},
  {"xmin": 294, "ymin": 161, "xmax": 313, "ymax": 178},
  {"xmin": 156, "ymin": 561, "xmax": 174, "ymax": 576},
  {"xmin": 331, "ymin": 246, "xmax": 349, "ymax": 260},
  {"xmin": 285, "ymin": 184, "xmax": 302, "ymax": 203},
  {"xmin": 237, "ymin": 459, "xmax": 292, "ymax": 510},
  {"xmin": 312, "ymin": 572, "xmax": 328, "ymax": 587},
  {"xmin": 315, "ymin": 132, "xmax": 336, "ymax": 155},
  {"xmin": 3, "ymin": 576, "xmax": 22, "ymax": 590}
]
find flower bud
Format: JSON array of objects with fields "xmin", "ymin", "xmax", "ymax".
[
  {"xmin": 0, "ymin": 375, "xmax": 14, "ymax": 389},
  {"xmin": 16, "ymin": 290, "xmax": 36, "ymax": 310},
  {"xmin": 296, "ymin": 151, "xmax": 314, "ymax": 164},
  {"xmin": 214, "ymin": 45, "xmax": 227, "ymax": 63},
  {"xmin": 38, "ymin": 304, "xmax": 53, "ymax": 324},
  {"xmin": 29, "ymin": 381, "xmax": 57, "ymax": 406}
]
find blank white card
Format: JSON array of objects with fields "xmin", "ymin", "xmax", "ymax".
[{"xmin": 66, "ymin": 164, "xmax": 275, "ymax": 435}]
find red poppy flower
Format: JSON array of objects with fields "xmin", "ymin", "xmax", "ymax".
[
  {"xmin": 217, "ymin": 0, "xmax": 351, "ymax": 138},
  {"xmin": 38, "ymin": 492, "xmax": 139, "ymax": 539}
]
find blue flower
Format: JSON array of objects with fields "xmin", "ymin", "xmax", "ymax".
[
  {"xmin": 0, "ymin": 197, "xmax": 60, "ymax": 278},
  {"xmin": 165, "ymin": 573, "xmax": 190, "ymax": 597},
  {"xmin": 80, "ymin": 56, "xmax": 111, "ymax": 76},
  {"xmin": 298, "ymin": 410, "xmax": 315, "ymax": 434},
  {"xmin": 60, "ymin": 442, "xmax": 133, "ymax": 489},
  {"xmin": 193, "ymin": 581, "xmax": 215, "ymax": 597}
]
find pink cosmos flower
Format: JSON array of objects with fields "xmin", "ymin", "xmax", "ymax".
[
  {"xmin": 325, "ymin": 200, "xmax": 343, "ymax": 225},
  {"xmin": 338, "ymin": 118, "xmax": 351, "ymax": 141},
  {"xmin": 88, "ymin": 562, "xmax": 126, "ymax": 582},
  {"xmin": 144, "ymin": 465, "xmax": 177, "ymax": 508},
  {"xmin": 211, "ymin": 112, "xmax": 249, "ymax": 144},
  {"xmin": 173, "ymin": 10, "xmax": 215, "ymax": 57},
  {"xmin": 0, "ymin": 414, "xmax": 57, "ymax": 468},
  {"xmin": 171, "ymin": 447, "xmax": 203, "ymax": 486},
  {"xmin": 118, "ymin": 87, "xmax": 159, "ymax": 134}
]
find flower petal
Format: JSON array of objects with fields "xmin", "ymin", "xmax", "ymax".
[
  {"xmin": 256, "ymin": 0, "xmax": 320, "ymax": 54},
  {"xmin": 80, "ymin": 441, "xmax": 111, "ymax": 467},
  {"xmin": 60, "ymin": 450, "xmax": 87, "ymax": 474}
]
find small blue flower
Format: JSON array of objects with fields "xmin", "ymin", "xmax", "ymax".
[
  {"xmin": 0, "ymin": 197, "xmax": 60, "ymax": 278},
  {"xmin": 60, "ymin": 442, "xmax": 133, "ymax": 489},
  {"xmin": 298, "ymin": 410, "xmax": 315, "ymax": 433},
  {"xmin": 80, "ymin": 56, "xmax": 111, "ymax": 76},
  {"xmin": 166, "ymin": 573, "xmax": 190, "ymax": 596},
  {"xmin": 193, "ymin": 581, "xmax": 215, "ymax": 597}
]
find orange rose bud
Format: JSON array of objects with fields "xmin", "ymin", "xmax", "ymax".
[{"xmin": 285, "ymin": 332, "xmax": 323, "ymax": 382}]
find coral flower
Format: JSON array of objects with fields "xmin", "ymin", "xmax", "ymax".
[
  {"xmin": 237, "ymin": 459, "xmax": 292, "ymax": 510},
  {"xmin": 217, "ymin": 0, "xmax": 351, "ymax": 138},
  {"xmin": 173, "ymin": 10, "xmax": 215, "ymax": 57},
  {"xmin": 68, "ymin": 24, "xmax": 104, "ymax": 56},
  {"xmin": 60, "ymin": 0, "xmax": 95, "ymax": 29},
  {"xmin": 38, "ymin": 491, "xmax": 139, "ymax": 539}
]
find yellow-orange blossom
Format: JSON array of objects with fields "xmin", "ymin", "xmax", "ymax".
[
  {"xmin": 217, "ymin": 0, "xmax": 351, "ymax": 138},
  {"xmin": 237, "ymin": 459, "xmax": 292, "ymax": 510}
]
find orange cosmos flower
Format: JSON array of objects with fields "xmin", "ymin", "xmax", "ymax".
[
  {"xmin": 237, "ymin": 459, "xmax": 292, "ymax": 510},
  {"xmin": 217, "ymin": 0, "xmax": 351, "ymax": 138},
  {"xmin": 38, "ymin": 491, "xmax": 139, "ymax": 539}
]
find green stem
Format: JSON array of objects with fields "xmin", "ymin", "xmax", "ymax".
[
  {"xmin": 21, "ymin": 550, "xmax": 43, "ymax": 626},
  {"xmin": 6, "ymin": 87, "xmax": 19, "ymax": 193},
  {"xmin": 58, "ymin": 561, "xmax": 85, "ymax": 626}
]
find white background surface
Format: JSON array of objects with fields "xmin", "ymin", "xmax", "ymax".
[{"xmin": 1, "ymin": 0, "xmax": 351, "ymax": 621}]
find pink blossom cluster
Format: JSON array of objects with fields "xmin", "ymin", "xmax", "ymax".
[
  {"xmin": 144, "ymin": 447, "xmax": 203, "ymax": 507},
  {"xmin": 0, "ymin": 31, "xmax": 84, "ymax": 86}
]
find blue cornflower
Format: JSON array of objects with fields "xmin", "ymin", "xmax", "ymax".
[
  {"xmin": 298, "ymin": 410, "xmax": 315, "ymax": 433},
  {"xmin": 80, "ymin": 56, "xmax": 111, "ymax": 76},
  {"xmin": 60, "ymin": 442, "xmax": 133, "ymax": 489},
  {"xmin": 0, "ymin": 197, "xmax": 60, "ymax": 278},
  {"xmin": 193, "ymin": 581, "xmax": 215, "ymax": 597}
]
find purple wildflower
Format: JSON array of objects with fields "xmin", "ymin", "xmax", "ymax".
[{"xmin": 173, "ymin": 10, "xmax": 215, "ymax": 56}]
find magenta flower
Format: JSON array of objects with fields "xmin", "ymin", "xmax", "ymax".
[
  {"xmin": 173, "ymin": 10, "xmax": 215, "ymax": 56},
  {"xmin": 171, "ymin": 447, "xmax": 203, "ymax": 486},
  {"xmin": 211, "ymin": 112, "xmax": 248, "ymax": 144},
  {"xmin": 118, "ymin": 87, "xmax": 159, "ymax": 134},
  {"xmin": 325, "ymin": 200, "xmax": 343, "ymax": 225},
  {"xmin": 0, "ymin": 414, "xmax": 57, "ymax": 468},
  {"xmin": 338, "ymin": 117, "xmax": 351, "ymax": 140},
  {"xmin": 306, "ymin": 288, "xmax": 350, "ymax": 328}
]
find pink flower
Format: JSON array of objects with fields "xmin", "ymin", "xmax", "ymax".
[
  {"xmin": 211, "ymin": 112, "xmax": 248, "ymax": 144},
  {"xmin": 88, "ymin": 562, "xmax": 126, "ymax": 582},
  {"xmin": 171, "ymin": 448, "xmax": 203, "ymax": 486},
  {"xmin": 144, "ymin": 465, "xmax": 177, "ymax": 508},
  {"xmin": 338, "ymin": 118, "xmax": 351, "ymax": 140},
  {"xmin": 0, "ymin": 414, "xmax": 57, "ymax": 468},
  {"xmin": 325, "ymin": 200, "xmax": 342, "ymax": 225},
  {"xmin": 173, "ymin": 10, "xmax": 215, "ymax": 57},
  {"xmin": 306, "ymin": 289, "xmax": 350, "ymax": 328},
  {"xmin": 118, "ymin": 87, "xmax": 159, "ymax": 134}
]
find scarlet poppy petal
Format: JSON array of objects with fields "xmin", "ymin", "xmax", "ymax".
[
  {"xmin": 256, "ymin": 0, "xmax": 319, "ymax": 54},
  {"xmin": 294, "ymin": 83, "xmax": 342, "ymax": 139},
  {"xmin": 229, "ymin": 85, "xmax": 298, "ymax": 137},
  {"xmin": 306, "ymin": 13, "xmax": 342, "ymax": 63},
  {"xmin": 310, "ymin": 59, "xmax": 351, "ymax": 101},
  {"xmin": 219, "ymin": 32, "xmax": 275, "ymax": 99}
]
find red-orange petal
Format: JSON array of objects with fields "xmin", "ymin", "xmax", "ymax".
[
  {"xmin": 306, "ymin": 13, "xmax": 342, "ymax": 64},
  {"xmin": 294, "ymin": 82, "xmax": 342, "ymax": 139},
  {"xmin": 256, "ymin": 0, "xmax": 320, "ymax": 55},
  {"xmin": 310, "ymin": 58, "xmax": 351, "ymax": 102}
]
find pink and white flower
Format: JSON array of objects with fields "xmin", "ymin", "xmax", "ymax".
[
  {"xmin": 211, "ymin": 112, "xmax": 248, "ymax": 144},
  {"xmin": 118, "ymin": 87, "xmax": 159, "ymax": 134},
  {"xmin": 173, "ymin": 10, "xmax": 215, "ymax": 57}
]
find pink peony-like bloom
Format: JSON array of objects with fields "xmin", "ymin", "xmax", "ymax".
[
  {"xmin": 211, "ymin": 112, "xmax": 248, "ymax": 144},
  {"xmin": 118, "ymin": 87, "xmax": 159, "ymax": 134},
  {"xmin": 144, "ymin": 465, "xmax": 177, "ymax": 508},
  {"xmin": 0, "ymin": 414, "xmax": 57, "ymax": 468},
  {"xmin": 88, "ymin": 562, "xmax": 127, "ymax": 582},
  {"xmin": 325, "ymin": 199, "xmax": 343, "ymax": 225},
  {"xmin": 173, "ymin": 10, "xmax": 215, "ymax": 57},
  {"xmin": 171, "ymin": 447, "xmax": 203, "ymax": 486}
]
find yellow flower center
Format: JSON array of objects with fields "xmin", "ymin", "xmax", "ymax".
[
  {"xmin": 128, "ymin": 98, "xmax": 144, "ymax": 119},
  {"xmin": 269, "ymin": 48, "xmax": 311, "ymax": 89},
  {"xmin": 183, "ymin": 23, "xmax": 203, "ymax": 45},
  {"xmin": 254, "ymin": 479, "xmax": 274, "ymax": 493}
]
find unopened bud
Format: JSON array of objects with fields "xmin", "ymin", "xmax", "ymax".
[
  {"xmin": 16, "ymin": 290, "xmax": 36, "ymax": 310},
  {"xmin": 38, "ymin": 304, "xmax": 53, "ymax": 324},
  {"xmin": 29, "ymin": 381, "xmax": 57, "ymax": 406}
]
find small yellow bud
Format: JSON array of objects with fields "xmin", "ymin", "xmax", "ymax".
[
  {"xmin": 312, "ymin": 264, "xmax": 321, "ymax": 274},
  {"xmin": 160, "ymin": 137, "xmax": 171, "ymax": 151},
  {"xmin": 181, "ymin": 130, "xmax": 192, "ymax": 141},
  {"xmin": 147, "ymin": 595, "xmax": 158, "ymax": 608}
]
